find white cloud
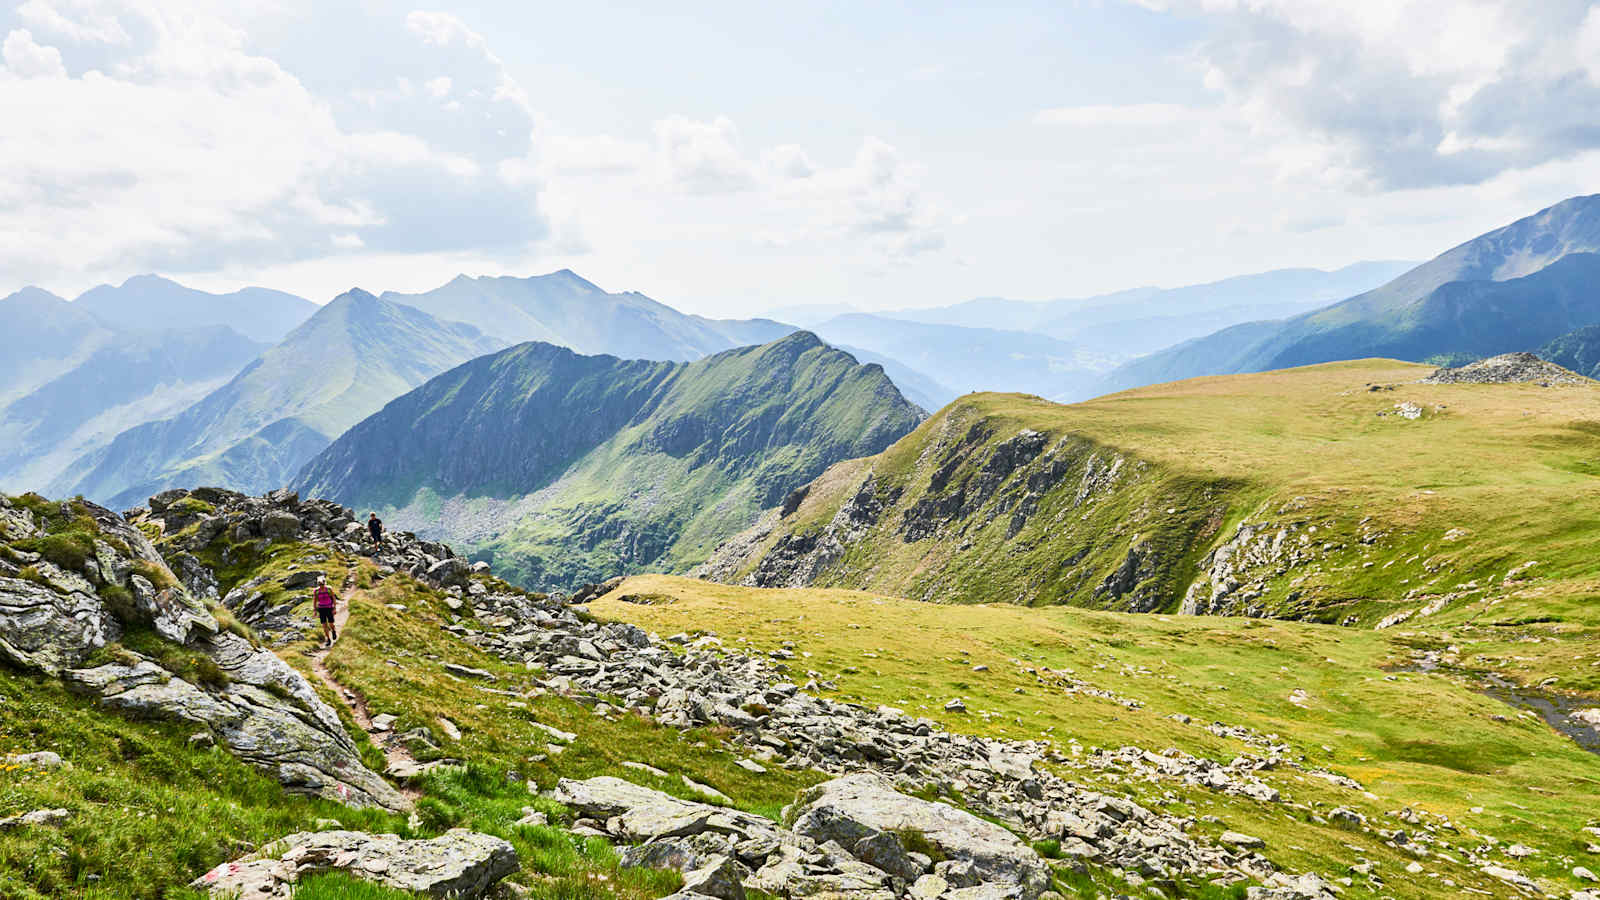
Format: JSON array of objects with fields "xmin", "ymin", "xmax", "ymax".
[
  {"xmin": 0, "ymin": 1, "xmax": 550, "ymax": 288},
  {"xmin": 2, "ymin": 28, "xmax": 66, "ymax": 77},
  {"xmin": 1130, "ymin": 0, "xmax": 1600, "ymax": 188},
  {"xmin": 652, "ymin": 114, "xmax": 758, "ymax": 195},
  {"xmin": 17, "ymin": 0, "xmax": 129, "ymax": 45},
  {"xmin": 538, "ymin": 134, "xmax": 650, "ymax": 176},
  {"xmin": 1033, "ymin": 103, "xmax": 1207, "ymax": 127},
  {"xmin": 1580, "ymin": 7, "xmax": 1600, "ymax": 83}
]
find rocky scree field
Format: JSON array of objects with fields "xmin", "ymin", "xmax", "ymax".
[{"xmin": 4, "ymin": 485, "xmax": 1316, "ymax": 900}]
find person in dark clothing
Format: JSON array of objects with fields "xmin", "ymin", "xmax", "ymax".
[
  {"xmin": 367, "ymin": 512, "xmax": 383, "ymax": 545},
  {"xmin": 313, "ymin": 576, "xmax": 339, "ymax": 647}
]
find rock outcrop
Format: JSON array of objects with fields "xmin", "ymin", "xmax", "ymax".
[
  {"xmin": 1419, "ymin": 351, "xmax": 1588, "ymax": 385},
  {"xmin": 191, "ymin": 829, "xmax": 518, "ymax": 898},
  {"xmin": 785, "ymin": 773, "xmax": 1051, "ymax": 896},
  {"xmin": 0, "ymin": 492, "xmax": 405, "ymax": 811},
  {"xmin": 554, "ymin": 774, "xmax": 1049, "ymax": 900}
]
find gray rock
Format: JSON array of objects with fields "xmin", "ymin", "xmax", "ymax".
[
  {"xmin": 853, "ymin": 830, "xmax": 926, "ymax": 880},
  {"xmin": 259, "ymin": 511, "xmax": 302, "ymax": 542},
  {"xmin": 786, "ymin": 773, "xmax": 1050, "ymax": 898},
  {"xmin": 64, "ymin": 634, "xmax": 407, "ymax": 812},
  {"xmin": 443, "ymin": 662, "xmax": 497, "ymax": 681},
  {"xmin": 190, "ymin": 829, "xmax": 518, "ymax": 898},
  {"xmin": 680, "ymin": 854, "xmax": 748, "ymax": 900},
  {"xmin": 0, "ymin": 575, "xmax": 119, "ymax": 675},
  {"xmin": 0, "ymin": 808, "xmax": 71, "ymax": 831},
  {"xmin": 1221, "ymin": 831, "xmax": 1265, "ymax": 849},
  {"xmin": 3, "ymin": 750, "xmax": 65, "ymax": 769}
]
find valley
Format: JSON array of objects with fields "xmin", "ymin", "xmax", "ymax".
[{"xmin": 6, "ymin": 197, "xmax": 1600, "ymax": 900}]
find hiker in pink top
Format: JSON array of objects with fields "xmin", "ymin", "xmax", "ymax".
[{"xmin": 314, "ymin": 575, "xmax": 339, "ymax": 647}]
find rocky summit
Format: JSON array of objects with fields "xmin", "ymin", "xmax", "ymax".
[{"xmin": 1418, "ymin": 351, "xmax": 1590, "ymax": 385}]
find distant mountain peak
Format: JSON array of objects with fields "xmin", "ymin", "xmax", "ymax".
[
  {"xmin": 2, "ymin": 285, "xmax": 67, "ymax": 306},
  {"xmin": 330, "ymin": 287, "xmax": 380, "ymax": 305},
  {"xmin": 121, "ymin": 273, "xmax": 180, "ymax": 288}
]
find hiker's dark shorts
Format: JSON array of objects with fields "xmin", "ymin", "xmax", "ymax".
[{"xmin": 317, "ymin": 607, "xmax": 336, "ymax": 624}]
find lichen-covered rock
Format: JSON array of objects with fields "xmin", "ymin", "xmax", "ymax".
[
  {"xmin": 784, "ymin": 773, "xmax": 1051, "ymax": 898},
  {"xmin": 0, "ymin": 575, "xmax": 119, "ymax": 675},
  {"xmin": 191, "ymin": 829, "xmax": 518, "ymax": 898},
  {"xmin": 64, "ymin": 635, "xmax": 408, "ymax": 811}
]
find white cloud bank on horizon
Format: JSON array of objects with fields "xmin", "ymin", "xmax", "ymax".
[
  {"xmin": 2, "ymin": 0, "xmax": 1598, "ymax": 312},
  {"xmin": 0, "ymin": 0, "xmax": 949, "ymax": 300}
]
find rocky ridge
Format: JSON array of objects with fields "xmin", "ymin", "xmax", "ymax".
[
  {"xmin": 129, "ymin": 488, "xmax": 1341, "ymax": 897},
  {"xmin": 133, "ymin": 486, "xmax": 479, "ymax": 645},
  {"xmin": 0, "ymin": 491, "xmax": 406, "ymax": 811},
  {"xmin": 698, "ymin": 408, "xmax": 1229, "ymax": 614}
]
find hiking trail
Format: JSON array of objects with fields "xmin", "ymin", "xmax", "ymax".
[{"xmin": 308, "ymin": 573, "xmax": 424, "ymax": 802}]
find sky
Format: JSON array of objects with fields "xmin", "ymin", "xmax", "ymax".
[{"xmin": 3, "ymin": 0, "xmax": 1599, "ymax": 317}]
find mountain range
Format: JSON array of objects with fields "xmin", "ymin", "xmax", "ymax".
[
  {"xmin": 294, "ymin": 331, "xmax": 924, "ymax": 590},
  {"xmin": 63, "ymin": 289, "xmax": 508, "ymax": 508},
  {"xmin": 1101, "ymin": 195, "xmax": 1600, "ymax": 392},
  {"xmin": 381, "ymin": 270, "xmax": 795, "ymax": 361}
]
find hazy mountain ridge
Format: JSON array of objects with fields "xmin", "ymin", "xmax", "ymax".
[
  {"xmin": 0, "ymin": 326, "xmax": 267, "ymax": 493},
  {"xmin": 72, "ymin": 274, "xmax": 317, "ymax": 344},
  {"xmin": 66, "ymin": 289, "xmax": 507, "ymax": 508},
  {"xmin": 294, "ymin": 331, "xmax": 925, "ymax": 590},
  {"xmin": 1101, "ymin": 195, "xmax": 1600, "ymax": 392},
  {"xmin": 809, "ymin": 314, "xmax": 1115, "ymax": 402},
  {"xmin": 381, "ymin": 270, "xmax": 796, "ymax": 362}
]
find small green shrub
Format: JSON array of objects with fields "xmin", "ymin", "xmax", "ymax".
[
  {"xmin": 18, "ymin": 531, "xmax": 96, "ymax": 571},
  {"xmin": 132, "ymin": 559, "xmax": 179, "ymax": 590},
  {"xmin": 168, "ymin": 497, "xmax": 217, "ymax": 517},
  {"xmin": 16, "ymin": 564, "xmax": 47, "ymax": 585},
  {"xmin": 101, "ymin": 583, "xmax": 140, "ymax": 624}
]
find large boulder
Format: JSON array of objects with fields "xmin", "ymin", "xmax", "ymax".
[
  {"xmin": 0, "ymin": 575, "xmax": 119, "ymax": 675},
  {"xmin": 784, "ymin": 774, "xmax": 1050, "ymax": 898},
  {"xmin": 64, "ymin": 633, "xmax": 409, "ymax": 811},
  {"xmin": 260, "ymin": 511, "xmax": 302, "ymax": 542},
  {"xmin": 191, "ymin": 829, "xmax": 517, "ymax": 898},
  {"xmin": 550, "ymin": 776, "xmax": 777, "ymax": 842}
]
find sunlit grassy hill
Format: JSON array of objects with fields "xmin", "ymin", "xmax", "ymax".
[{"xmin": 704, "ymin": 359, "xmax": 1600, "ymax": 651}]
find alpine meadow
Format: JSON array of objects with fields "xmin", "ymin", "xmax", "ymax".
[{"xmin": 5, "ymin": 3, "xmax": 1600, "ymax": 900}]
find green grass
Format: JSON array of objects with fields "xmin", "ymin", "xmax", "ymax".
[
  {"xmin": 0, "ymin": 670, "xmax": 405, "ymax": 900},
  {"xmin": 706, "ymin": 362, "xmax": 1600, "ymax": 686},
  {"xmin": 593, "ymin": 574, "xmax": 1600, "ymax": 899}
]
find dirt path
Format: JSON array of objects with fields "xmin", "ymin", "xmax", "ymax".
[{"xmin": 308, "ymin": 574, "xmax": 424, "ymax": 800}]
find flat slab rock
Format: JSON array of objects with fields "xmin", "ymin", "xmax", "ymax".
[
  {"xmin": 785, "ymin": 772, "xmax": 1051, "ymax": 896},
  {"xmin": 553, "ymin": 774, "xmax": 1052, "ymax": 900},
  {"xmin": 190, "ymin": 829, "xmax": 517, "ymax": 898}
]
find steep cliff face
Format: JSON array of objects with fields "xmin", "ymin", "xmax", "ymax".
[{"xmin": 699, "ymin": 396, "xmax": 1240, "ymax": 612}]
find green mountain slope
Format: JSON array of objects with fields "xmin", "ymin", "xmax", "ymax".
[
  {"xmin": 1101, "ymin": 194, "xmax": 1600, "ymax": 392},
  {"xmin": 294, "ymin": 332, "xmax": 925, "ymax": 590},
  {"xmin": 381, "ymin": 269, "xmax": 795, "ymax": 361},
  {"xmin": 65, "ymin": 290, "xmax": 506, "ymax": 508},
  {"xmin": 703, "ymin": 357, "xmax": 1600, "ymax": 641},
  {"xmin": 0, "ymin": 326, "xmax": 265, "ymax": 493}
]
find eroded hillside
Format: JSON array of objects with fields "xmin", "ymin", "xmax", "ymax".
[{"xmin": 701, "ymin": 359, "xmax": 1600, "ymax": 642}]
